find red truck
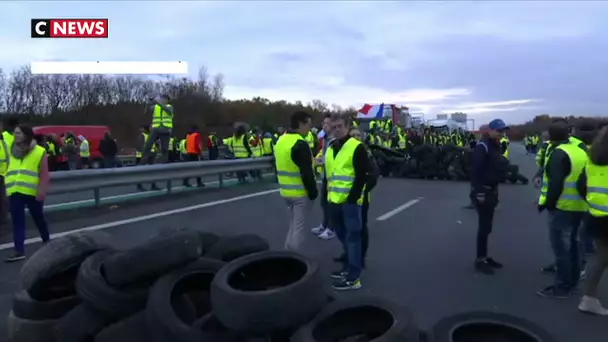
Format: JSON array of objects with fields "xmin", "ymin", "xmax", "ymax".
[{"xmin": 33, "ymin": 125, "xmax": 111, "ymax": 169}]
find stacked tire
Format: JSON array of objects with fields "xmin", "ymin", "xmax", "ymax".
[{"xmin": 8, "ymin": 229, "xmax": 557, "ymax": 341}]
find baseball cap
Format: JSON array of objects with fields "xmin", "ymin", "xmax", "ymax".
[{"xmin": 488, "ymin": 119, "xmax": 509, "ymax": 131}]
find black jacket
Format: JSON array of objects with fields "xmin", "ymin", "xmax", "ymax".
[
  {"xmin": 290, "ymin": 136, "xmax": 318, "ymax": 200},
  {"xmin": 470, "ymin": 138, "xmax": 501, "ymax": 193},
  {"xmin": 99, "ymin": 137, "xmax": 118, "ymax": 157}
]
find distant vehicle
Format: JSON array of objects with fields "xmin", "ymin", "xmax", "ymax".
[
  {"xmin": 426, "ymin": 119, "xmax": 464, "ymax": 134},
  {"xmin": 33, "ymin": 125, "xmax": 111, "ymax": 169}
]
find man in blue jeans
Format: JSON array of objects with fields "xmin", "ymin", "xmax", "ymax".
[
  {"xmin": 324, "ymin": 114, "xmax": 370, "ymax": 291},
  {"xmin": 537, "ymin": 121, "xmax": 588, "ymax": 298}
]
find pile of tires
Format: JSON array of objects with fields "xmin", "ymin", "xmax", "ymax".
[
  {"xmin": 8, "ymin": 229, "xmax": 557, "ymax": 342},
  {"xmin": 370, "ymin": 143, "xmax": 529, "ymax": 185}
]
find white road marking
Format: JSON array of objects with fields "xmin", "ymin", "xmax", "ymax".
[
  {"xmin": 0, "ymin": 188, "xmax": 280, "ymax": 251},
  {"xmin": 375, "ymin": 198, "xmax": 423, "ymax": 221}
]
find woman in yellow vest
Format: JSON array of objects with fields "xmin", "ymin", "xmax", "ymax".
[
  {"xmin": 577, "ymin": 126, "xmax": 608, "ymax": 315},
  {"xmin": 5, "ymin": 125, "xmax": 51, "ymax": 262}
]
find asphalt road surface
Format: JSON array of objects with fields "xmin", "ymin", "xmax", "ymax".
[{"xmin": 0, "ymin": 144, "xmax": 607, "ymax": 341}]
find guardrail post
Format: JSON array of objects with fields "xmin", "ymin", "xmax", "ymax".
[
  {"xmin": 94, "ymin": 188, "xmax": 101, "ymax": 206},
  {"xmin": 218, "ymin": 173, "xmax": 224, "ymax": 188},
  {"xmin": 166, "ymin": 180, "xmax": 172, "ymax": 194}
]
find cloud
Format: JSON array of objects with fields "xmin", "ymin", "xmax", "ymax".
[{"xmin": 1, "ymin": 0, "xmax": 607, "ymax": 125}]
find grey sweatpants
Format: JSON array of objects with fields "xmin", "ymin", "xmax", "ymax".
[
  {"xmin": 283, "ymin": 197, "xmax": 313, "ymax": 251},
  {"xmin": 142, "ymin": 127, "xmax": 171, "ymax": 163}
]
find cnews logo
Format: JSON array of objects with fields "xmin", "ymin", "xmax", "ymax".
[{"xmin": 31, "ymin": 19, "xmax": 109, "ymax": 38}]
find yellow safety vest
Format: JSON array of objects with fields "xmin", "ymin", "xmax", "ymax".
[
  {"xmin": 0, "ymin": 131, "xmax": 13, "ymax": 175},
  {"xmin": 263, "ymin": 138, "xmax": 273, "ymax": 155},
  {"xmin": 539, "ymin": 143, "xmax": 587, "ymax": 211},
  {"xmin": 275, "ymin": 134, "xmax": 309, "ymax": 198},
  {"xmin": 586, "ymin": 162, "xmax": 608, "ymax": 217},
  {"xmin": 5, "ymin": 145, "xmax": 46, "ymax": 196},
  {"xmin": 304, "ymin": 132, "xmax": 315, "ymax": 150},
  {"xmin": 325, "ymin": 137, "xmax": 361, "ymax": 204},
  {"xmin": 500, "ymin": 137, "xmax": 510, "ymax": 159},
  {"xmin": 222, "ymin": 137, "xmax": 233, "ymax": 153},
  {"xmin": 151, "ymin": 104, "xmax": 173, "ymax": 129},
  {"xmin": 398, "ymin": 135, "xmax": 406, "ymax": 149},
  {"xmin": 168, "ymin": 137, "xmax": 174, "ymax": 151},
  {"xmin": 179, "ymin": 139, "xmax": 187, "ymax": 154},
  {"xmin": 249, "ymin": 136, "xmax": 263, "ymax": 157},
  {"xmin": 231, "ymin": 135, "xmax": 248, "ymax": 158},
  {"xmin": 80, "ymin": 140, "xmax": 90, "ymax": 157}
]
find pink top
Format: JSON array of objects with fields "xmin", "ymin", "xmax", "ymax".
[{"xmin": 37, "ymin": 154, "xmax": 50, "ymax": 196}]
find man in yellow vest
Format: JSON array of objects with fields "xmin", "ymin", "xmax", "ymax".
[
  {"xmin": 0, "ymin": 118, "xmax": 17, "ymax": 228},
  {"xmin": 576, "ymin": 126, "xmax": 608, "ymax": 315},
  {"xmin": 141, "ymin": 94, "xmax": 173, "ymax": 164},
  {"xmin": 537, "ymin": 121, "xmax": 588, "ymax": 299},
  {"xmin": 325, "ymin": 113, "xmax": 370, "ymax": 291},
  {"xmin": 78, "ymin": 135, "xmax": 90, "ymax": 169},
  {"xmin": 275, "ymin": 111, "xmax": 318, "ymax": 252}
]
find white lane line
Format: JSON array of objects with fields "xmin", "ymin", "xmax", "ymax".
[
  {"xmin": 376, "ymin": 197, "xmax": 423, "ymax": 221},
  {"xmin": 0, "ymin": 188, "xmax": 280, "ymax": 251}
]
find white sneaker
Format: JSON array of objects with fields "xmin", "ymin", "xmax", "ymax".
[
  {"xmin": 318, "ymin": 228, "xmax": 335, "ymax": 240},
  {"xmin": 311, "ymin": 225, "xmax": 324, "ymax": 235},
  {"xmin": 578, "ymin": 296, "xmax": 608, "ymax": 316}
]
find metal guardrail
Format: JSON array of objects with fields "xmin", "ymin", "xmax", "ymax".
[{"xmin": 49, "ymin": 157, "xmax": 276, "ymax": 206}]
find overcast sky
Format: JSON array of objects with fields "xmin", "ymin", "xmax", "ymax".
[{"xmin": 1, "ymin": 1, "xmax": 607, "ymax": 124}]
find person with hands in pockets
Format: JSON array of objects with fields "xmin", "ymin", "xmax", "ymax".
[
  {"xmin": 470, "ymin": 119, "xmax": 509, "ymax": 275},
  {"xmin": 5, "ymin": 124, "xmax": 51, "ymax": 262},
  {"xmin": 275, "ymin": 111, "xmax": 318, "ymax": 252}
]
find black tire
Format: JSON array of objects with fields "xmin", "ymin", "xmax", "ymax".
[
  {"xmin": 7, "ymin": 310, "xmax": 57, "ymax": 342},
  {"xmin": 204, "ymin": 234, "xmax": 269, "ymax": 262},
  {"xmin": 55, "ymin": 304, "xmax": 113, "ymax": 342},
  {"xmin": 103, "ymin": 231, "xmax": 202, "ymax": 285},
  {"xmin": 291, "ymin": 296, "xmax": 419, "ymax": 342},
  {"xmin": 76, "ymin": 251, "xmax": 149, "ymax": 320},
  {"xmin": 429, "ymin": 311, "xmax": 558, "ymax": 342},
  {"xmin": 94, "ymin": 311, "xmax": 149, "ymax": 342},
  {"xmin": 154, "ymin": 228, "xmax": 220, "ymax": 253},
  {"xmin": 146, "ymin": 258, "xmax": 239, "ymax": 342},
  {"xmin": 211, "ymin": 251, "xmax": 325, "ymax": 333},
  {"xmin": 21, "ymin": 232, "xmax": 114, "ymax": 300},
  {"xmin": 12, "ymin": 290, "xmax": 80, "ymax": 320}
]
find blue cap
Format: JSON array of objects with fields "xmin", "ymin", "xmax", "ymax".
[{"xmin": 488, "ymin": 119, "xmax": 509, "ymax": 131}]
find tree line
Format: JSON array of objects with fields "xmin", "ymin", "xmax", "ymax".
[
  {"xmin": 507, "ymin": 114, "xmax": 608, "ymax": 140},
  {"xmin": 1, "ymin": 65, "xmax": 605, "ymax": 145},
  {"xmin": 0, "ymin": 66, "xmax": 357, "ymax": 147}
]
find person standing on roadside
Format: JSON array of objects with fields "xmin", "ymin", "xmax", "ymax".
[
  {"xmin": 140, "ymin": 94, "xmax": 173, "ymax": 164},
  {"xmin": 311, "ymin": 114, "xmax": 336, "ymax": 240},
  {"xmin": 537, "ymin": 120, "xmax": 588, "ymax": 299},
  {"xmin": 182, "ymin": 125, "xmax": 205, "ymax": 188},
  {"xmin": 332, "ymin": 127, "xmax": 379, "ymax": 267},
  {"xmin": 99, "ymin": 132, "xmax": 118, "ymax": 168},
  {"xmin": 326, "ymin": 114, "xmax": 370, "ymax": 291},
  {"xmin": 5, "ymin": 125, "xmax": 50, "ymax": 262},
  {"xmin": 275, "ymin": 111, "xmax": 318, "ymax": 251},
  {"xmin": 470, "ymin": 119, "xmax": 508, "ymax": 274},
  {"xmin": 577, "ymin": 126, "xmax": 608, "ymax": 315}
]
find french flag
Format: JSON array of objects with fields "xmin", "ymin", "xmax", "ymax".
[{"xmin": 357, "ymin": 103, "xmax": 385, "ymax": 119}]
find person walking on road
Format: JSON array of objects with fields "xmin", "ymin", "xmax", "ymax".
[
  {"xmin": 5, "ymin": 125, "xmax": 50, "ymax": 262},
  {"xmin": 140, "ymin": 94, "xmax": 173, "ymax": 164},
  {"xmin": 312, "ymin": 114, "xmax": 336, "ymax": 240},
  {"xmin": 231, "ymin": 125, "xmax": 253, "ymax": 184},
  {"xmin": 182, "ymin": 125, "xmax": 205, "ymax": 188},
  {"xmin": 576, "ymin": 126, "xmax": 608, "ymax": 315},
  {"xmin": 326, "ymin": 114, "xmax": 370, "ymax": 291},
  {"xmin": 275, "ymin": 111, "xmax": 317, "ymax": 251},
  {"xmin": 470, "ymin": 119, "xmax": 508, "ymax": 275},
  {"xmin": 537, "ymin": 120, "xmax": 588, "ymax": 299}
]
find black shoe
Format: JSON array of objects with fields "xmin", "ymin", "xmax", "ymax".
[
  {"xmin": 474, "ymin": 259, "xmax": 494, "ymax": 275},
  {"xmin": 330, "ymin": 271, "xmax": 348, "ymax": 279},
  {"xmin": 486, "ymin": 257, "xmax": 503, "ymax": 269},
  {"xmin": 536, "ymin": 285, "xmax": 571, "ymax": 299},
  {"xmin": 136, "ymin": 185, "xmax": 147, "ymax": 191},
  {"xmin": 5, "ymin": 253, "xmax": 25, "ymax": 263},
  {"xmin": 183, "ymin": 183, "xmax": 192, "ymax": 187},
  {"xmin": 541, "ymin": 264, "xmax": 556, "ymax": 274},
  {"xmin": 151, "ymin": 185, "xmax": 161, "ymax": 191}
]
